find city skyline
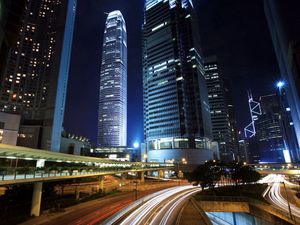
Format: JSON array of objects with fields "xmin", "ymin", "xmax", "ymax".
[
  {"xmin": 65, "ymin": 0, "xmax": 283, "ymax": 146},
  {"xmin": 1, "ymin": 1, "xmax": 300, "ymax": 223}
]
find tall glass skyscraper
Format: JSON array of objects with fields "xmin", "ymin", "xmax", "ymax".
[
  {"xmin": 0, "ymin": 0, "xmax": 77, "ymax": 151},
  {"xmin": 98, "ymin": 11, "xmax": 127, "ymax": 147},
  {"xmin": 204, "ymin": 56, "xmax": 238, "ymax": 162},
  {"xmin": 143, "ymin": 0, "xmax": 215, "ymax": 169}
]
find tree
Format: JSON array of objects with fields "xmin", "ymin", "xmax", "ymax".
[
  {"xmin": 231, "ymin": 164, "xmax": 261, "ymax": 184},
  {"xmin": 188, "ymin": 161, "xmax": 222, "ymax": 189}
]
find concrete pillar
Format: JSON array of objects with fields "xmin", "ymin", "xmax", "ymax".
[
  {"xmin": 158, "ymin": 170, "xmax": 164, "ymax": 178},
  {"xmin": 138, "ymin": 171, "xmax": 145, "ymax": 183},
  {"xmin": 99, "ymin": 176, "xmax": 104, "ymax": 193},
  {"xmin": 75, "ymin": 188, "xmax": 80, "ymax": 200},
  {"xmin": 121, "ymin": 173, "xmax": 127, "ymax": 185},
  {"xmin": 0, "ymin": 187, "xmax": 7, "ymax": 196},
  {"xmin": 30, "ymin": 182, "xmax": 43, "ymax": 217}
]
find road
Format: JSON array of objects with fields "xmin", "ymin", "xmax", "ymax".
[
  {"xmin": 260, "ymin": 174, "xmax": 300, "ymax": 220},
  {"xmin": 21, "ymin": 181, "xmax": 179, "ymax": 225},
  {"xmin": 103, "ymin": 185, "xmax": 201, "ymax": 225}
]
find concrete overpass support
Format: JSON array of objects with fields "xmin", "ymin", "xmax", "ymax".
[
  {"xmin": 158, "ymin": 170, "xmax": 164, "ymax": 178},
  {"xmin": 30, "ymin": 182, "xmax": 43, "ymax": 217},
  {"xmin": 138, "ymin": 171, "xmax": 145, "ymax": 183},
  {"xmin": 121, "ymin": 173, "xmax": 127, "ymax": 185},
  {"xmin": 99, "ymin": 176, "xmax": 104, "ymax": 193}
]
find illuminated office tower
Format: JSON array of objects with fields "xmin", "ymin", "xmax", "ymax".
[
  {"xmin": 0, "ymin": 0, "xmax": 77, "ymax": 151},
  {"xmin": 98, "ymin": 11, "xmax": 127, "ymax": 147},
  {"xmin": 143, "ymin": 0, "xmax": 215, "ymax": 169},
  {"xmin": 204, "ymin": 57, "xmax": 238, "ymax": 162}
]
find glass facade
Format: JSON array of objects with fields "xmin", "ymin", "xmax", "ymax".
[
  {"xmin": 98, "ymin": 11, "xmax": 127, "ymax": 147},
  {"xmin": 204, "ymin": 57, "xmax": 237, "ymax": 162},
  {"xmin": 256, "ymin": 94, "xmax": 286, "ymax": 163},
  {"xmin": 143, "ymin": 0, "xmax": 214, "ymax": 165}
]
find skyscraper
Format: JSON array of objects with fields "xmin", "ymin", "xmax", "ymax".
[
  {"xmin": 0, "ymin": 0, "xmax": 77, "ymax": 151},
  {"xmin": 256, "ymin": 94, "xmax": 287, "ymax": 163},
  {"xmin": 0, "ymin": 0, "xmax": 26, "ymax": 85},
  {"xmin": 204, "ymin": 57, "xmax": 237, "ymax": 162},
  {"xmin": 255, "ymin": 92, "xmax": 299, "ymax": 163},
  {"xmin": 98, "ymin": 11, "xmax": 127, "ymax": 147},
  {"xmin": 143, "ymin": 0, "xmax": 214, "ymax": 169},
  {"xmin": 264, "ymin": 0, "xmax": 300, "ymax": 150}
]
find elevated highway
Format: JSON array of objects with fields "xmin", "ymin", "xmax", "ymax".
[{"xmin": 0, "ymin": 144, "xmax": 174, "ymax": 217}]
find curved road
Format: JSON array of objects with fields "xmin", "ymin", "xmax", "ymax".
[
  {"xmin": 260, "ymin": 174, "xmax": 300, "ymax": 219},
  {"xmin": 103, "ymin": 186, "xmax": 202, "ymax": 225}
]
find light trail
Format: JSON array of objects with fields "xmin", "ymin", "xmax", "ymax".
[
  {"xmin": 120, "ymin": 186, "xmax": 196, "ymax": 225},
  {"xmin": 261, "ymin": 174, "xmax": 300, "ymax": 219},
  {"xmin": 156, "ymin": 189, "xmax": 201, "ymax": 225},
  {"xmin": 103, "ymin": 185, "xmax": 200, "ymax": 225}
]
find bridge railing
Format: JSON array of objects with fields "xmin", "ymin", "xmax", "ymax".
[{"xmin": 0, "ymin": 166, "xmax": 173, "ymax": 182}]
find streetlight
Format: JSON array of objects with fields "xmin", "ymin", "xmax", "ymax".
[
  {"xmin": 174, "ymin": 158, "xmax": 187, "ymax": 185},
  {"xmin": 282, "ymin": 181, "xmax": 293, "ymax": 222},
  {"xmin": 276, "ymin": 81, "xmax": 285, "ymax": 89},
  {"xmin": 133, "ymin": 180, "xmax": 138, "ymax": 200},
  {"xmin": 143, "ymin": 154, "xmax": 147, "ymax": 162},
  {"xmin": 133, "ymin": 142, "xmax": 139, "ymax": 148}
]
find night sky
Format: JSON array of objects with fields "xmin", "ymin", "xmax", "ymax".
[{"xmin": 64, "ymin": 0, "xmax": 280, "ymax": 146}]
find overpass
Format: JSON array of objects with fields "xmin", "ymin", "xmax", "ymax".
[
  {"xmin": 0, "ymin": 144, "xmax": 174, "ymax": 216},
  {"xmin": 253, "ymin": 163, "xmax": 300, "ymax": 175}
]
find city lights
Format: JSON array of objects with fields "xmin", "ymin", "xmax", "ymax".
[
  {"xmin": 276, "ymin": 81, "xmax": 285, "ymax": 89},
  {"xmin": 133, "ymin": 142, "xmax": 139, "ymax": 148}
]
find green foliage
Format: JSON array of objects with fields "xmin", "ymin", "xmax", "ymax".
[
  {"xmin": 188, "ymin": 161, "xmax": 261, "ymax": 188},
  {"xmin": 231, "ymin": 164, "xmax": 261, "ymax": 184},
  {"xmin": 188, "ymin": 161, "xmax": 222, "ymax": 189}
]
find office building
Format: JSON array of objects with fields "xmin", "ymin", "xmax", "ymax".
[
  {"xmin": 255, "ymin": 93, "xmax": 299, "ymax": 163},
  {"xmin": 98, "ymin": 10, "xmax": 127, "ymax": 147},
  {"xmin": 0, "ymin": 0, "xmax": 77, "ymax": 151},
  {"xmin": 143, "ymin": 0, "xmax": 215, "ymax": 169},
  {"xmin": 60, "ymin": 131, "xmax": 91, "ymax": 155},
  {"xmin": 256, "ymin": 94, "xmax": 286, "ymax": 163},
  {"xmin": 205, "ymin": 57, "xmax": 237, "ymax": 162},
  {"xmin": 0, "ymin": 112, "xmax": 21, "ymax": 145},
  {"xmin": 264, "ymin": 0, "xmax": 300, "ymax": 150}
]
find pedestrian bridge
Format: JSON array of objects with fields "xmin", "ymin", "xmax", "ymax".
[
  {"xmin": 254, "ymin": 163, "xmax": 300, "ymax": 175},
  {"xmin": 0, "ymin": 144, "xmax": 174, "ymax": 186}
]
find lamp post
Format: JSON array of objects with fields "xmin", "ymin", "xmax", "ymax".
[
  {"xmin": 173, "ymin": 158, "xmax": 187, "ymax": 185},
  {"xmin": 282, "ymin": 181, "xmax": 293, "ymax": 222},
  {"xmin": 133, "ymin": 180, "xmax": 138, "ymax": 200},
  {"xmin": 143, "ymin": 154, "xmax": 148, "ymax": 163}
]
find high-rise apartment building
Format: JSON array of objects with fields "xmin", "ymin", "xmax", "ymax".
[
  {"xmin": 264, "ymin": 0, "xmax": 300, "ymax": 150},
  {"xmin": 0, "ymin": 0, "xmax": 77, "ymax": 151},
  {"xmin": 0, "ymin": 0, "xmax": 26, "ymax": 81},
  {"xmin": 204, "ymin": 57, "xmax": 237, "ymax": 162},
  {"xmin": 143, "ymin": 0, "xmax": 214, "ymax": 169},
  {"xmin": 98, "ymin": 11, "xmax": 127, "ymax": 147}
]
